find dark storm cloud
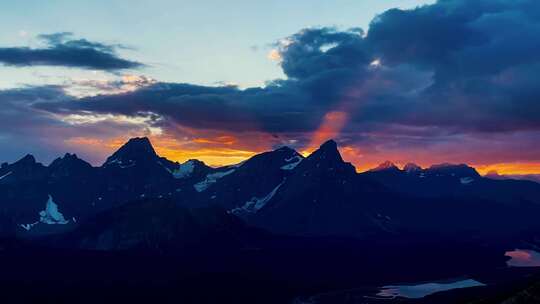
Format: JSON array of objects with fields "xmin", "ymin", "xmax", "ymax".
[
  {"xmin": 278, "ymin": 27, "xmax": 370, "ymax": 80},
  {"xmin": 35, "ymin": 82, "xmax": 321, "ymax": 133},
  {"xmin": 0, "ymin": 32, "xmax": 142, "ymax": 71},
  {"xmin": 24, "ymin": 0, "xmax": 540, "ymax": 144}
]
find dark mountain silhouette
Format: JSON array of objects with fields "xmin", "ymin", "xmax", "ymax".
[
  {"xmin": 244, "ymin": 140, "xmax": 388, "ymax": 237},
  {"xmin": 0, "ymin": 136, "xmax": 539, "ymax": 242},
  {"xmin": 193, "ymin": 146, "xmax": 303, "ymax": 212}
]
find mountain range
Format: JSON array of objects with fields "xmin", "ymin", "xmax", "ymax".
[
  {"xmin": 2, "ymin": 137, "xmax": 540, "ymax": 303},
  {"xmin": 1, "ymin": 136, "xmax": 539, "ymax": 243}
]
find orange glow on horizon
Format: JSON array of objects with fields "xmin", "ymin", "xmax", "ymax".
[
  {"xmin": 146, "ymin": 135, "xmax": 261, "ymax": 167},
  {"xmin": 474, "ymin": 163, "xmax": 540, "ymax": 176},
  {"xmin": 64, "ymin": 135, "xmax": 261, "ymax": 167},
  {"xmin": 64, "ymin": 135, "xmax": 540, "ymax": 174}
]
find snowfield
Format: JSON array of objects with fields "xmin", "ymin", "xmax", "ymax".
[{"xmin": 194, "ymin": 169, "xmax": 235, "ymax": 192}]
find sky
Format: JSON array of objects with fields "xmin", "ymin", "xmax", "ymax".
[{"xmin": 1, "ymin": 0, "xmax": 540, "ymax": 175}]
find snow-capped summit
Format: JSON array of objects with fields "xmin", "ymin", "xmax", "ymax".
[{"xmin": 371, "ymin": 161, "xmax": 400, "ymax": 172}]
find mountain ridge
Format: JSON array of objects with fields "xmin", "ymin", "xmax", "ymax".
[{"xmin": 1, "ymin": 136, "xmax": 540, "ymax": 241}]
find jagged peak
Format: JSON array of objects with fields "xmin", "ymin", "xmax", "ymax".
[
  {"xmin": 63, "ymin": 153, "xmax": 79, "ymax": 159},
  {"xmin": 15, "ymin": 154, "xmax": 36, "ymax": 165},
  {"xmin": 123, "ymin": 137, "xmax": 154, "ymax": 150},
  {"xmin": 305, "ymin": 139, "xmax": 355, "ymax": 169},
  {"xmin": 371, "ymin": 161, "xmax": 399, "ymax": 172},
  {"xmin": 104, "ymin": 137, "xmax": 157, "ymax": 166},
  {"xmin": 50, "ymin": 153, "xmax": 91, "ymax": 169},
  {"xmin": 53, "ymin": 153, "xmax": 80, "ymax": 162},
  {"xmin": 306, "ymin": 139, "xmax": 343, "ymax": 163},
  {"xmin": 427, "ymin": 163, "xmax": 480, "ymax": 177},
  {"xmin": 319, "ymin": 139, "xmax": 338, "ymax": 151},
  {"xmin": 404, "ymin": 163, "xmax": 422, "ymax": 173}
]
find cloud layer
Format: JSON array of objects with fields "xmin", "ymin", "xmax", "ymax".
[{"xmin": 0, "ymin": 32, "xmax": 142, "ymax": 71}]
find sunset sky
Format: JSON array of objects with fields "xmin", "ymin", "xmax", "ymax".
[{"xmin": 1, "ymin": 0, "xmax": 540, "ymax": 175}]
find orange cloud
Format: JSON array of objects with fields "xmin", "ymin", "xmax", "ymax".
[{"xmin": 193, "ymin": 135, "xmax": 237, "ymax": 145}]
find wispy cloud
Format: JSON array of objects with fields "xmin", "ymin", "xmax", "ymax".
[{"xmin": 0, "ymin": 32, "xmax": 142, "ymax": 71}]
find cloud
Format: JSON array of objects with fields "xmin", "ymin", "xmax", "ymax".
[
  {"xmin": 0, "ymin": 32, "xmax": 142, "ymax": 71},
  {"xmin": 4, "ymin": 0, "xmax": 540, "ymax": 169}
]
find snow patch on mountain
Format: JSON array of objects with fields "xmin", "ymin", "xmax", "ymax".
[
  {"xmin": 230, "ymin": 181, "xmax": 284, "ymax": 215},
  {"xmin": 106, "ymin": 158, "xmax": 136, "ymax": 169},
  {"xmin": 20, "ymin": 222, "xmax": 39, "ymax": 231},
  {"xmin": 0, "ymin": 171, "xmax": 12, "ymax": 180},
  {"xmin": 281, "ymin": 156, "xmax": 303, "ymax": 170},
  {"xmin": 171, "ymin": 160, "xmax": 195, "ymax": 179},
  {"xmin": 39, "ymin": 195, "xmax": 69, "ymax": 224},
  {"xmin": 194, "ymin": 169, "xmax": 235, "ymax": 192},
  {"xmin": 105, "ymin": 158, "xmax": 121, "ymax": 165},
  {"xmin": 20, "ymin": 195, "xmax": 70, "ymax": 231},
  {"xmin": 460, "ymin": 177, "xmax": 475, "ymax": 185}
]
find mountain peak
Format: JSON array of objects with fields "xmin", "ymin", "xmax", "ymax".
[
  {"xmin": 307, "ymin": 139, "xmax": 343, "ymax": 162},
  {"xmin": 63, "ymin": 153, "xmax": 79, "ymax": 159},
  {"xmin": 300, "ymin": 139, "xmax": 357, "ymax": 176},
  {"xmin": 404, "ymin": 163, "xmax": 422, "ymax": 173},
  {"xmin": 104, "ymin": 137, "xmax": 157, "ymax": 167},
  {"xmin": 371, "ymin": 161, "xmax": 399, "ymax": 172},
  {"xmin": 320, "ymin": 139, "xmax": 338, "ymax": 151},
  {"xmin": 50, "ymin": 153, "xmax": 92, "ymax": 171},
  {"xmin": 427, "ymin": 163, "xmax": 480, "ymax": 178},
  {"xmin": 15, "ymin": 154, "xmax": 36, "ymax": 165},
  {"xmin": 125, "ymin": 137, "xmax": 154, "ymax": 149}
]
